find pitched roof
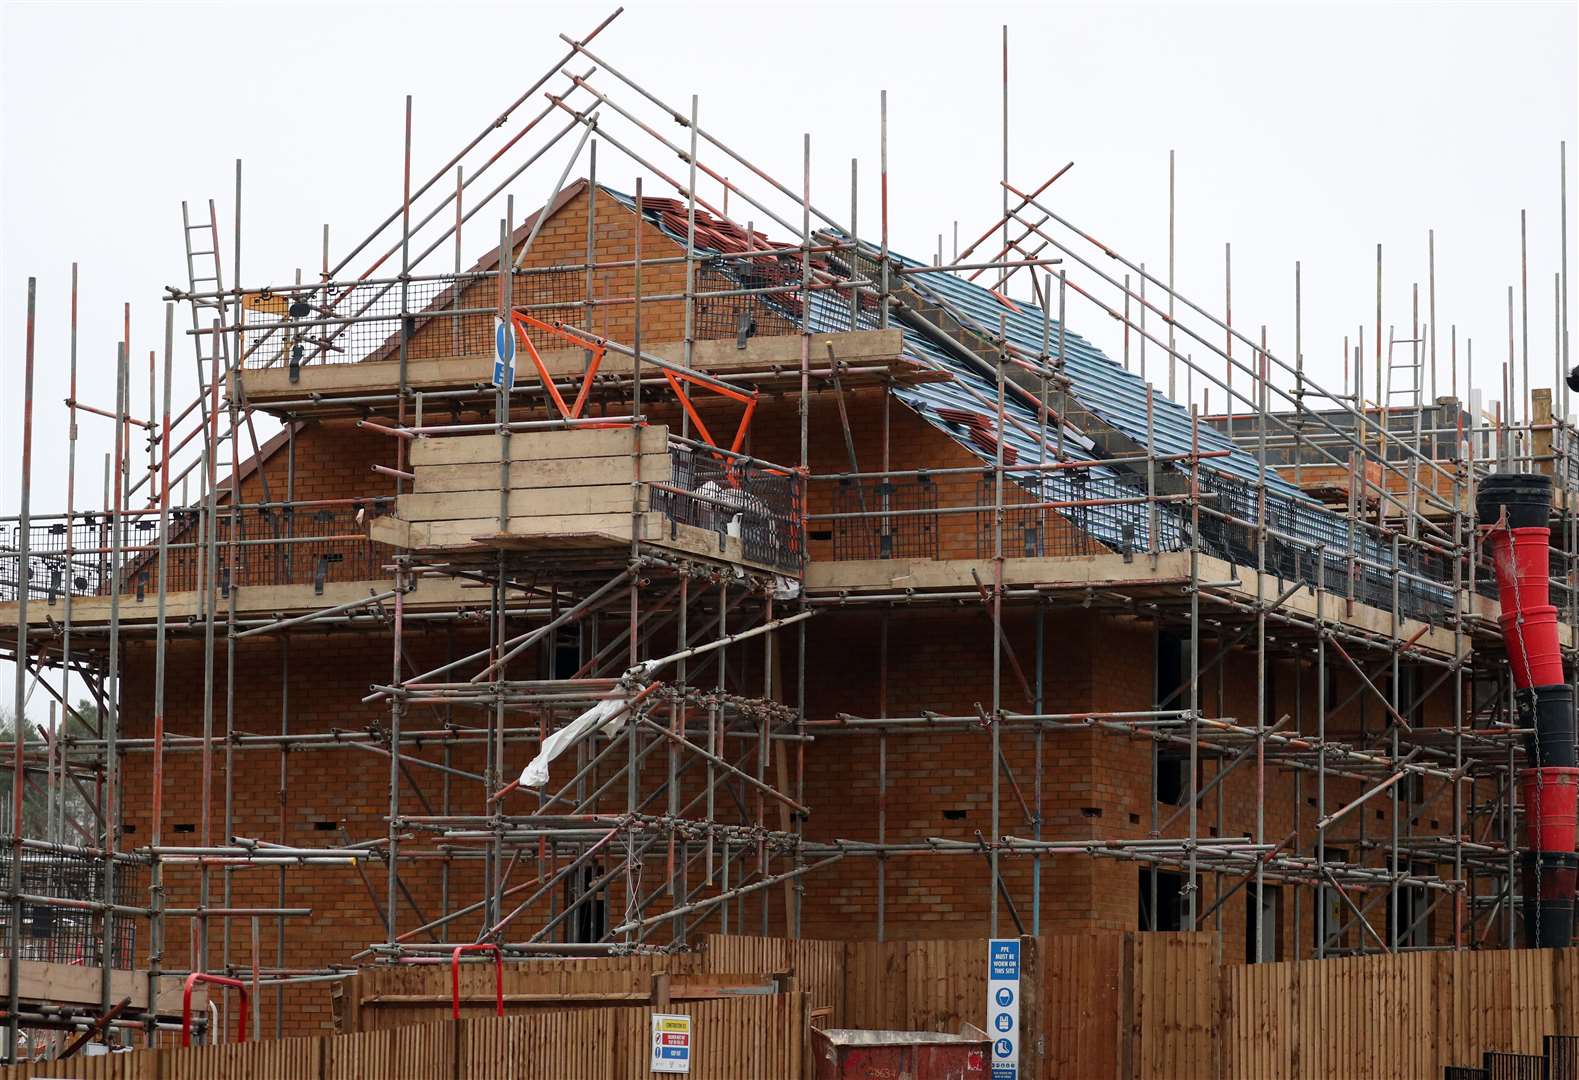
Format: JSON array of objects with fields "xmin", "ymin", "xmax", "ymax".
[{"xmin": 611, "ymin": 186, "xmax": 1454, "ymax": 617}]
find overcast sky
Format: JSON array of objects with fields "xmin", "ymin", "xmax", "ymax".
[{"xmin": 1, "ymin": 0, "xmax": 1576, "ymax": 718}]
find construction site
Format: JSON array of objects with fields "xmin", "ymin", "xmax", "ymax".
[{"xmin": 1, "ymin": 7, "xmax": 1577, "ymax": 1078}]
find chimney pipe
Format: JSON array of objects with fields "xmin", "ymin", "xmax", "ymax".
[{"xmin": 1478, "ymin": 471, "xmax": 1576, "ymax": 947}]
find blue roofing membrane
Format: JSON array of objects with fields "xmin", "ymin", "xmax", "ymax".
[
  {"xmin": 610, "ymin": 189, "xmax": 1452, "ymax": 610},
  {"xmin": 883, "ymin": 247, "xmax": 1303, "ymax": 498},
  {"xmin": 612, "ymin": 188, "xmax": 1280, "ymax": 484}
]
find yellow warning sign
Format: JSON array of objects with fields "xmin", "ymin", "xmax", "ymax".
[{"xmin": 651, "ymin": 1013, "xmax": 691, "ymax": 1073}]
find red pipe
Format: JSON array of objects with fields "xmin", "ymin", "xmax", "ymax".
[
  {"xmin": 181, "ymin": 973, "xmax": 249, "ymax": 1047},
  {"xmin": 1479, "ymin": 473, "xmax": 1574, "ymax": 947},
  {"xmin": 1485, "ymin": 524, "xmax": 1562, "ymax": 689},
  {"xmin": 450, "ymin": 944, "xmax": 504, "ymax": 1019},
  {"xmin": 1500, "ymin": 606, "xmax": 1565, "ymax": 689},
  {"xmin": 1488, "ymin": 527, "xmax": 1553, "ymax": 611},
  {"xmin": 1521, "ymin": 768, "xmax": 1579, "ymax": 852}
]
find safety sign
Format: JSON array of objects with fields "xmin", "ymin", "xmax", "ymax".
[
  {"xmin": 492, "ymin": 314, "xmax": 517, "ymax": 388},
  {"xmin": 651, "ymin": 1012, "xmax": 692, "ymax": 1074},
  {"xmin": 987, "ymin": 938, "xmax": 1020, "ymax": 1080}
]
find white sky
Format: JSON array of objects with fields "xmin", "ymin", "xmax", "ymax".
[{"xmin": 1, "ymin": 0, "xmax": 1576, "ymax": 718}]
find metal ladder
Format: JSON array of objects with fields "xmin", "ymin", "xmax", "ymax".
[
  {"xmin": 177, "ymin": 200, "xmax": 229, "ymax": 607},
  {"xmin": 177, "ymin": 199, "xmax": 273, "ymax": 578},
  {"xmin": 180, "ymin": 199, "xmax": 228, "ymax": 378},
  {"xmin": 1383, "ymin": 326, "xmax": 1428, "ymax": 533}
]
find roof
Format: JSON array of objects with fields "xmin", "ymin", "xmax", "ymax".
[
  {"xmin": 148, "ymin": 181, "xmax": 1455, "ymax": 620},
  {"xmin": 609, "ymin": 186, "xmax": 1454, "ymax": 616},
  {"xmin": 607, "ymin": 186, "xmax": 1244, "ymax": 553}
]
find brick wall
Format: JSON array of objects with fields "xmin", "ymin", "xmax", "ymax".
[
  {"xmin": 797, "ymin": 605, "xmax": 1460, "ymax": 961},
  {"xmin": 106, "ymin": 184, "xmax": 1461, "ymax": 1037},
  {"xmin": 406, "ymin": 185, "xmax": 693, "ymax": 364}
]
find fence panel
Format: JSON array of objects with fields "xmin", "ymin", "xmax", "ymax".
[
  {"xmin": 1041, "ymin": 932, "xmax": 1125, "ymax": 1080},
  {"xmin": 683, "ymin": 993, "xmax": 801, "ymax": 1080},
  {"xmin": 902, "ymin": 938, "xmax": 989, "ymax": 1035},
  {"xmin": 1559, "ymin": 950, "xmax": 1579, "ymax": 1033},
  {"xmin": 1222, "ymin": 948, "xmax": 1579, "ymax": 1080},
  {"xmin": 702, "ymin": 933, "xmax": 791, "ymax": 977},
  {"xmin": 1130, "ymin": 931, "xmax": 1217, "ymax": 1080},
  {"xmin": 835, "ymin": 937, "xmax": 991, "ymax": 1034},
  {"xmin": 165, "ymin": 1035, "xmax": 321, "ymax": 1080},
  {"xmin": 840, "ymin": 939, "xmax": 904, "ymax": 1031},
  {"xmin": 703, "ymin": 934, "xmax": 843, "ymax": 1023},
  {"xmin": 789, "ymin": 938, "xmax": 846, "ymax": 1024},
  {"xmin": 323, "ymin": 1022, "xmax": 451, "ymax": 1080},
  {"xmin": 458, "ymin": 993, "xmax": 799, "ymax": 1080},
  {"xmin": 353, "ymin": 951, "xmax": 701, "ymax": 1030},
  {"xmin": 1547, "ymin": 1035, "xmax": 1579, "ymax": 1080},
  {"xmin": 460, "ymin": 1009, "xmax": 622, "ymax": 1080},
  {"xmin": 0, "ymin": 1047, "xmax": 160, "ymax": 1079}
]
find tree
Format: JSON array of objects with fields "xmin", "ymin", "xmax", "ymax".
[{"xmin": 0, "ymin": 701, "xmax": 97, "ymax": 842}]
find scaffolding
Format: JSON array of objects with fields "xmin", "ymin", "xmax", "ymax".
[{"xmin": 0, "ymin": 7, "xmax": 1575, "ymax": 1060}]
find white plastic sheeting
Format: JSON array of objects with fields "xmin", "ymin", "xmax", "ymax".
[
  {"xmin": 511, "ymin": 609, "xmax": 816, "ymax": 791},
  {"xmin": 516, "ymin": 660, "xmax": 660, "ymax": 789}
]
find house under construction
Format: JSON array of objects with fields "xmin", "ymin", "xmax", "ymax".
[{"xmin": 1, "ymin": 9, "xmax": 1576, "ymax": 1058}]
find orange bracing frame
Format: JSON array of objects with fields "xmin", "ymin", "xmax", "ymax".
[
  {"xmin": 509, "ymin": 310, "xmax": 608, "ymax": 420},
  {"xmin": 509, "ymin": 308, "xmax": 761, "ymax": 462},
  {"xmin": 660, "ymin": 367, "xmax": 758, "ymax": 456}
]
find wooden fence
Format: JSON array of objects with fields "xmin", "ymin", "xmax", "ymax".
[
  {"xmin": 705, "ymin": 930, "xmax": 1218, "ymax": 1079},
  {"xmin": 349, "ymin": 930, "xmax": 1218, "ymax": 1077},
  {"xmin": 9, "ymin": 935, "xmax": 1574, "ymax": 1079},
  {"xmin": 0, "ymin": 993, "xmax": 801, "ymax": 1080},
  {"xmin": 459, "ymin": 992, "xmax": 802, "ymax": 1079},
  {"xmin": 0, "ymin": 931, "xmax": 1213, "ymax": 1080},
  {"xmin": 1221, "ymin": 946, "xmax": 1579, "ymax": 1079},
  {"xmin": 345, "ymin": 950, "xmax": 700, "ymax": 1030}
]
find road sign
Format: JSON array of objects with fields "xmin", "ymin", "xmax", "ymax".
[
  {"xmin": 492, "ymin": 314, "xmax": 517, "ymax": 388},
  {"xmin": 987, "ymin": 938, "xmax": 1020, "ymax": 1080},
  {"xmin": 651, "ymin": 1012, "xmax": 691, "ymax": 1074}
]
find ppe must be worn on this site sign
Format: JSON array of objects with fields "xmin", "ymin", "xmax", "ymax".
[{"xmin": 987, "ymin": 938, "xmax": 1020, "ymax": 1080}]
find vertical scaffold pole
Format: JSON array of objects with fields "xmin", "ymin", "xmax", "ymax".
[
  {"xmin": 103, "ymin": 345, "xmax": 127, "ymax": 1011},
  {"xmin": 990, "ymin": 316, "xmax": 1006, "ymax": 936},
  {"xmin": 147, "ymin": 304, "xmax": 174, "ymax": 1043},
  {"xmin": 1186, "ymin": 405, "xmax": 1201, "ymax": 932},
  {"xmin": 1253, "ymin": 329, "xmax": 1267, "ymax": 961},
  {"xmin": 199, "ymin": 319, "xmax": 221, "ymax": 977},
  {"xmin": 627, "ymin": 178, "xmax": 644, "ymax": 942},
  {"xmin": 879, "ymin": 91, "xmax": 888, "ymax": 329},
  {"xmin": 60, "ymin": 266, "xmax": 79, "ymax": 862},
  {"xmin": 1168, "ymin": 150, "xmax": 1177, "ymax": 400},
  {"xmin": 6, "ymin": 277, "xmax": 37, "ymax": 1063}
]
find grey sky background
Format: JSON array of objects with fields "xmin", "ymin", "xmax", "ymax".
[{"xmin": 1, "ymin": 0, "xmax": 1576, "ymax": 720}]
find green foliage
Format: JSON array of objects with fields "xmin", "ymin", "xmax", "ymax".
[{"xmin": 0, "ymin": 700, "xmax": 97, "ymax": 841}]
